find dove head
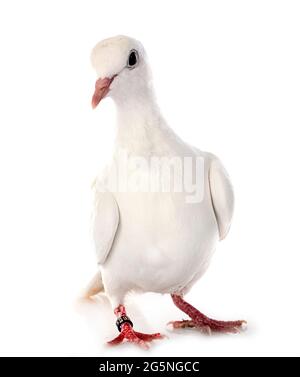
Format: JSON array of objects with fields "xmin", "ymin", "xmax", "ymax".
[{"xmin": 91, "ymin": 35, "xmax": 153, "ymax": 109}]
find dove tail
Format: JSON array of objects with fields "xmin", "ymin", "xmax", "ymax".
[{"xmin": 82, "ymin": 271, "xmax": 104, "ymax": 298}]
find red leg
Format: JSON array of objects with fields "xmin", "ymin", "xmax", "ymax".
[
  {"xmin": 107, "ymin": 304, "xmax": 164, "ymax": 348},
  {"xmin": 169, "ymin": 294, "xmax": 246, "ymax": 333}
]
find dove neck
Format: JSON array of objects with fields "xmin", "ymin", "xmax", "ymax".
[{"xmin": 113, "ymin": 91, "xmax": 170, "ymax": 153}]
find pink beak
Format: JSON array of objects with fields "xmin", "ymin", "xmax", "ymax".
[{"xmin": 91, "ymin": 76, "xmax": 115, "ymax": 109}]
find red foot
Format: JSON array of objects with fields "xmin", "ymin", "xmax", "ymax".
[
  {"xmin": 170, "ymin": 294, "xmax": 246, "ymax": 334},
  {"xmin": 107, "ymin": 305, "xmax": 164, "ymax": 349}
]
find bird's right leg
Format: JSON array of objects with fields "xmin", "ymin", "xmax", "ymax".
[{"xmin": 107, "ymin": 304, "xmax": 164, "ymax": 349}]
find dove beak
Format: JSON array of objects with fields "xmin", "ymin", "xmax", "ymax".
[{"xmin": 91, "ymin": 76, "xmax": 116, "ymax": 109}]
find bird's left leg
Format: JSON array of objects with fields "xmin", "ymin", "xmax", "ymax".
[
  {"xmin": 107, "ymin": 304, "xmax": 164, "ymax": 349},
  {"xmin": 168, "ymin": 294, "xmax": 246, "ymax": 334}
]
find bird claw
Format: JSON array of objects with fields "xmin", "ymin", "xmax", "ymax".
[
  {"xmin": 199, "ymin": 325, "xmax": 212, "ymax": 335},
  {"xmin": 167, "ymin": 320, "xmax": 196, "ymax": 329},
  {"xmin": 107, "ymin": 325, "xmax": 164, "ymax": 349},
  {"xmin": 167, "ymin": 318, "xmax": 246, "ymax": 334}
]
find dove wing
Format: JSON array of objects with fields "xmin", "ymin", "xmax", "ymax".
[
  {"xmin": 209, "ymin": 157, "xmax": 234, "ymax": 240},
  {"xmin": 93, "ymin": 190, "xmax": 119, "ymax": 264}
]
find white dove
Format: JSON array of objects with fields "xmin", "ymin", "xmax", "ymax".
[{"xmin": 85, "ymin": 35, "xmax": 246, "ymax": 348}]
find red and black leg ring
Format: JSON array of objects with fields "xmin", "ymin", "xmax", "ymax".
[{"xmin": 116, "ymin": 315, "xmax": 133, "ymax": 332}]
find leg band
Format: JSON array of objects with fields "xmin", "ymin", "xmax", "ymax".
[{"xmin": 116, "ymin": 315, "xmax": 133, "ymax": 332}]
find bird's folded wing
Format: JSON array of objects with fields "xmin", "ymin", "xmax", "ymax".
[
  {"xmin": 93, "ymin": 190, "xmax": 119, "ymax": 264},
  {"xmin": 209, "ymin": 158, "xmax": 234, "ymax": 240}
]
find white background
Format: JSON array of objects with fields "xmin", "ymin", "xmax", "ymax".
[{"xmin": 0, "ymin": 0, "xmax": 299, "ymax": 356}]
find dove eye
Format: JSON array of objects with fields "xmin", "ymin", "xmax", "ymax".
[{"xmin": 127, "ymin": 50, "xmax": 139, "ymax": 69}]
